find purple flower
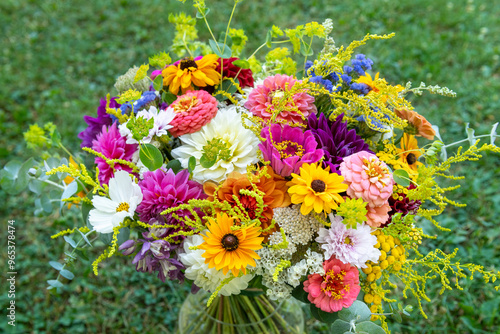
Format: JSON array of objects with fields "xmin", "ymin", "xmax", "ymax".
[
  {"xmin": 91, "ymin": 123, "xmax": 138, "ymax": 185},
  {"xmin": 259, "ymin": 124, "xmax": 324, "ymax": 177},
  {"xmin": 78, "ymin": 97, "xmax": 120, "ymax": 148},
  {"xmin": 137, "ymin": 168, "xmax": 207, "ymax": 231},
  {"xmin": 307, "ymin": 113, "xmax": 372, "ymax": 174}
]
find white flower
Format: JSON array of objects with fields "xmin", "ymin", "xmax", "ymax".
[
  {"xmin": 171, "ymin": 107, "xmax": 260, "ymax": 183},
  {"xmin": 119, "ymin": 106, "xmax": 175, "ymax": 144},
  {"xmin": 179, "ymin": 234, "xmax": 254, "ymax": 296},
  {"xmin": 316, "ymin": 214, "xmax": 381, "ymax": 268},
  {"xmin": 88, "ymin": 171, "xmax": 143, "ymax": 233}
]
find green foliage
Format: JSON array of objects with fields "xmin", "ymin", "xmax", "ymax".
[{"xmin": 139, "ymin": 144, "xmax": 163, "ymax": 171}]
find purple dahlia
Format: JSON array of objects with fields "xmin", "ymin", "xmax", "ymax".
[
  {"xmin": 137, "ymin": 168, "xmax": 206, "ymax": 227},
  {"xmin": 259, "ymin": 124, "xmax": 324, "ymax": 177},
  {"xmin": 91, "ymin": 123, "xmax": 138, "ymax": 185},
  {"xmin": 78, "ymin": 97, "xmax": 119, "ymax": 148},
  {"xmin": 307, "ymin": 113, "xmax": 372, "ymax": 174}
]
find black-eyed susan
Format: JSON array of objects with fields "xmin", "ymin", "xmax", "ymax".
[
  {"xmin": 397, "ymin": 133, "xmax": 422, "ymax": 174},
  {"xmin": 199, "ymin": 213, "xmax": 264, "ymax": 277},
  {"xmin": 162, "ymin": 54, "xmax": 221, "ymax": 95},
  {"xmin": 287, "ymin": 163, "xmax": 348, "ymax": 215}
]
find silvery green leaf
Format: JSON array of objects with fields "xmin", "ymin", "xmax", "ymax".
[
  {"xmin": 432, "ymin": 125, "xmax": 447, "ymax": 161},
  {"xmin": 465, "ymin": 123, "xmax": 476, "ymax": 146},
  {"xmin": 49, "ymin": 261, "xmax": 64, "ymax": 271},
  {"xmin": 490, "ymin": 122, "xmax": 498, "ymax": 146}
]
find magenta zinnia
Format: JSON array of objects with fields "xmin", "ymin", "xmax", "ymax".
[
  {"xmin": 259, "ymin": 124, "xmax": 324, "ymax": 177},
  {"xmin": 244, "ymin": 74, "xmax": 316, "ymax": 125},
  {"xmin": 303, "ymin": 257, "xmax": 361, "ymax": 313},
  {"xmin": 91, "ymin": 123, "xmax": 137, "ymax": 185}
]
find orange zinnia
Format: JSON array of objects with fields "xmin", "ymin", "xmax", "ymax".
[
  {"xmin": 162, "ymin": 54, "xmax": 221, "ymax": 95},
  {"xmin": 395, "ymin": 108, "xmax": 436, "ymax": 140},
  {"xmin": 199, "ymin": 213, "xmax": 264, "ymax": 277}
]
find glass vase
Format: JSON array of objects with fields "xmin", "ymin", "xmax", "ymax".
[{"xmin": 178, "ymin": 289, "xmax": 304, "ymax": 334}]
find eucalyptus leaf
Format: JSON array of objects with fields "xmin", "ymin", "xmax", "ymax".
[
  {"xmin": 78, "ymin": 229, "xmax": 93, "ymax": 247},
  {"xmin": 28, "ymin": 179, "xmax": 43, "ymax": 195},
  {"xmin": 330, "ymin": 319, "xmax": 351, "ymax": 333},
  {"xmin": 60, "ymin": 269, "xmax": 75, "ymax": 280},
  {"xmin": 49, "ymin": 261, "xmax": 64, "ymax": 271},
  {"xmin": 432, "ymin": 125, "xmax": 447, "ymax": 161},
  {"xmin": 490, "ymin": 122, "xmax": 498, "ymax": 145},
  {"xmin": 117, "ymin": 227, "xmax": 130, "ymax": 246},
  {"xmin": 166, "ymin": 159, "xmax": 182, "ymax": 174},
  {"xmin": 338, "ymin": 300, "xmax": 371, "ymax": 323},
  {"xmin": 47, "ymin": 279, "xmax": 64, "ymax": 288},
  {"xmin": 209, "ymin": 40, "xmax": 231, "ymax": 58},
  {"xmin": 355, "ymin": 321, "xmax": 386, "ymax": 334},
  {"xmin": 393, "ymin": 169, "xmax": 411, "ymax": 187},
  {"xmin": 139, "ymin": 144, "xmax": 163, "ymax": 171},
  {"xmin": 195, "ymin": 7, "xmax": 210, "ymax": 18},
  {"xmin": 63, "ymin": 236, "xmax": 77, "ymax": 248},
  {"xmin": 82, "ymin": 192, "xmax": 94, "ymax": 227},
  {"xmin": 310, "ymin": 304, "xmax": 339, "ymax": 324},
  {"xmin": 40, "ymin": 193, "xmax": 53, "ymax": 213},
  {"xmin": 60, "ymin": 180, "xmax": 78, "ymax": 209},
  {"xmin": 100, "ymin": 232, "xmax": 113, "ymax": 246},
  {"xmin": 465, "ymin": 123, "xmax": 476, "ymax": 146},
  {"xmin": 291, "ymin": 282, "xmax": 310, "ymax": 304}
]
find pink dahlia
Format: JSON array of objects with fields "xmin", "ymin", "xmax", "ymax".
[
  {"xmin": 366, "ymin": 202, "xmax": 391, "ymax": 228},
  {"xmin": 303, "ymin": 257, "xmax": 361, "ymax": 313},
  {"xmin": 167, "ymin": 90, "xmax": 218, "ymax": 137},
  {"xmin": 137, "ymin": 168, "xmax": 207, "ymax": 224},
  {"xmin": 339, "ymin": 151, "xmax": 394, "ymax": 208},
  {"xmin": 244, "ymin": 74, "xmax": 317, "ymax": 126},
  {"xmin": 92, "ymin": 123, "xmax": 138, "ymax": 185},
  {"xmin": 259, "ymin": 124, "xmax": 324, "ymax": 177}
]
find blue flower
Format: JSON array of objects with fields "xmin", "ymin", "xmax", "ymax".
[{"xmin": 351, "ymin": 54, "xmax": 374, "ymax": 76}]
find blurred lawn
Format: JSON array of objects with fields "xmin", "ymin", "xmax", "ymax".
[{"xmin": 1, "ymin": 0, "xmax": 499, "ymax": 333}]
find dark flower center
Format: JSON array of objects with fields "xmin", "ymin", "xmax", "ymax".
[
  {"xmin": 221, "ymin": 234, "xmax": 239, "ymax": 251},
  {"xmin": 406, "ymin": 153, "xmax": 417, "ymax": 165},
  {"xmin": 311, "ymin": 179, "xmax": 326, "ymax": 193},
  {"xmin": 180, "ymin": 58, "xmax": 198, "ymax": 70}
]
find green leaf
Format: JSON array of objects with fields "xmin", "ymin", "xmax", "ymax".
[
  {"xmin": 432, "ymin": 125, "xmax": 448, "ymax": 161},
  {"xmin": 338, "ymin": 300, "xmax": 371, "ymax": 323},
  {"xmin": 209, "ymin": 39, "xmax": 231, "ymax": 58},
  {"xmin": 166, "ymin": 159, "xmax": 182, "ymax": 174},
  {"xmin": 355, "ymin": 321, "xmax": 386, "ymax": 334},
  {"xmin": 63, "ymin": 236, "xmax": 77, "ymax": 248},
  {"xmin": 60, "ymin": 180, "xmax": 78, "ymax": 209},
  {"xmin": 393, "ymin": 169, "xmax": 411, "ymax": 187},
  {"xmin": 117, "ymin": 227, "xmax": 130, "ymax": 246},
  {"xmin": 291, "ymin": 282, "xmax": 310, "ymax": 304},
  {"xmin": 153, "ymin": 74, "xmax": 163, "ymax": 91},
  {"xmin": 40, "ymin": 193, "xmax": 53, "ymax": 213},
  {"xmin": 200, "ymin": 154, "xmax": 216, "ymax": 168},
  {"xmin": 310, "ymin": 304, "xmax": 339, "ymax": 324},
  {"xmin": 232, "ymin": 59, "xmax": 251, "ymax": 69},
  {"xmin": 239, "ymin": 289, "xmax": 265, "ymax": 297},
  {"xmin": 51, "ymin": 129, "xmax": 62, "ymax": 146},
  {"xmin": 2, "ymin": 158, "xmax": 35, "ymax": 194},
  {"xmin": 163, "ymin": 92, "xmax": 178, "ymax": 104},
  {"xmin": 265, "ymin": 30, "xmax": 272, "ymax": 48},
  {"xmin": 218, "ymin": 32, "xmax": 233, "ymax": 47},
  {"xmin": 60, "ymin": 269, "xmax": 75, "ymax": 280},
  {"xmin": 100, "ymin": 232, "xmax": 113, "ymax": 246},
  {"xmin": 330, "ymin": 320, "xmax": 351, "ymax": 333},
  {"xmin": 82, "ymin": 192, "xmax": 94, "ymax": 229},
  {"xmin": 195, "ymin": 7, "xmax": 210, "ymax": 18},
  {"xmin": 300, "ymin": 41, "xmax": 314, "ymax": 56},
  {"xmin": 139, "ymin": 144, "xmax": 163, "ymax": 171},
  {"xmin": 465, "ymin": 123, "xmax": 476, "ymax": 146},
  {"xmin": 188, "ymin": 156, "xmax": 196, "ymax": 173},
  {"xmin": 28, "ymin": 179, "xmax": 43, "ymax": 195},
  {"xmin": 490, "ymin": 122, "xmax": 498, "ymax": 145},
  {"xmin": 47, "ymin": 279, "xmax": 64, "ymax": 288},
  {"xmin": 78, "ymin": 229, "xmax": 93, "ymax": 247},
  {"xmin": 49, "ymin": 261, "xmax": 64, "ymax": 271}
]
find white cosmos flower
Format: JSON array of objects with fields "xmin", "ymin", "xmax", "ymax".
[
  {"xmin": 119, "ymin": 106, "xmax": 176, "ymax": 144},
  {"xmin": 88, "ymin": 170, "xmax": 143, "ymax": 233},
  {"xmin": 316, "ymin": 214, "xmax": 381, "ymax": 268},
  {"xmin": 171, "ymin": 107, "xmax": 260, "ymax": 183},
  {"xmin": 179, "ymin": 234, "xmax": 254, "ymax": 296}
]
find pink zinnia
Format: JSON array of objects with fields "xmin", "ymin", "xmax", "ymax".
[
  {"xmin": 259, "ymin": 124, "xmax": 324, "ymax": 177},
  {"xmin": 136, "ymin": 168, "xmax": 207, "ymax": 223},
  {"xmin": 244, "ymin": 74, "xmax": 316, "ymax": 125},
  {"xmin": 366, "ymin": 202, "xmax": 391, "ymax": 228},
  {"xmin": 303, "ymin": 257, "xmax": 361, "ymax": 313},
  {"xmin": 339, "ymin": 151, "xmax": 394, "ymax": 208},
  {"xmin": 92, "ymin": 123, "xmax": 138, "ymax": 185},
  {"xmin": 167, "ymin": 90, "xmax": 218, "ymax": 137}
]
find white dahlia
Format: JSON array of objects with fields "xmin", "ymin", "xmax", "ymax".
[{"xmin": 171, "ymin": 107, "xmax": 260, "ymax": 183}]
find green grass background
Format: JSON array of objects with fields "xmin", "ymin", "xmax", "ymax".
[{"xmin": 1, "ymin": 0, "xmax": 499, "ymax": 333}]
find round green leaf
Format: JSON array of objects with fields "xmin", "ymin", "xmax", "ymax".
[
  {"xmin": 166, "ymin": 159, "xmax": 182, "ymax": 174},
  {"xmin": 291, "ymin": 282, "xmax": 311, "ymax": 304},
  {"xmin": 232, "ymin": 59, "xmax": 250, "ymax": 69},
  {"xmin": 139, "ymin": 144, "xmax": 163, "ymax": 171},
  {"xmin": 330, "ymin": 319, "xmax": 351, "ymax": 333},
  {"xmin": 310, "ymin": 303, "xmax": 339, "ymax": 324},
  {"xmin": 355, "ymin": 321, "xmax": 386, "ymax": 334},
  {"xmin": 393, "ymin": 168, "xmax": 411, "ymax": 187},
  {"xmin": 49, "ymin": 261, "xmax": 64, "ymax": 271},
  {"xmin": 60, "ymin": 269, "xmax": 75, "ymax": 280},
  {"xmin": 338, "ymin": 300, "xmax": 371, "ymax": 323}
]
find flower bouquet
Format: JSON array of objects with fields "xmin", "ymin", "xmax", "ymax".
[{"xmin": 8, "ymin": 0, "xmax": 500, "ymax": 333}]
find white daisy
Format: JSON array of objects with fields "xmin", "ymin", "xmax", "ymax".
[
  {"xmin": 179, "ymin": 234, "xmax": 254, "ymax": 296},
  {"xmin": 119, "ymin": 106, "xmax": 175, "ymax": 144},
  {"xmin": 171, "ymin": 107, "xmax": 260, "ymax": 183},
  {"xmin": 316, "ymin": 214, "xmax": 381, "ymax": 268},
  {"xmin": 88, "ymin": 170, "xmax": 143, "ymax": 233}
]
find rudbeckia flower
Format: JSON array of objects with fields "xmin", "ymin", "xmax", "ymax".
[{"xmin": 162, "ymin": 54, "xmax": 221, "ymax": 95}]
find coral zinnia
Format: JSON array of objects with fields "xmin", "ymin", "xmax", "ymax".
[
  {"xmin": 199, "ymin": 213, "xmax": 264, "ymax": 277},
  {"xmin": 395, "ymin": 108, "xmax": 436, "ymax": 140},
  {"xmin": 244, "ymin": 74, "xmax": 317, "ymax": 125},
  {"xmin": 259, "ymin": 123, "xmax": 324, "ymax": 177},
  {"xmin": 339, "ymin": 151, "xmax": 394, "ymax": 208},
  {"xmin": 91, "ymin": 123, "xmax": 138, "ymax": 185},
  {"xmin": 287, "ymin": 163, "xmax": 348, "ymax": 215},
  {"xmin": 307, "ymin": 113, "xmax": 372, "ymax": 174},
  {"xmin": 167, "ymin": 90, "xmax": 218, "ymax": 137},
  {"xmin": 162, "ymin": 54, "xmax": 221, "ymax": 95},
  {"xmin": 303, "ymin": 257, "xmax": 361, "ymax": 313}
]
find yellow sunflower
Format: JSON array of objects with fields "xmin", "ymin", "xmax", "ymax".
[
  {"xmin": 397, "ymin": 133, "xmax": 423, "ymax": 174},
  {"xmin": 199, "ymin": 213, "xmax": 264, "ymax": 277},
  {"xmin": 287, "ymin": 163, "xmax": 348, "ymax": 216},
  {"xmin": 162, "ymin": 54, "xmax": 221, "ymax": 95}
]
